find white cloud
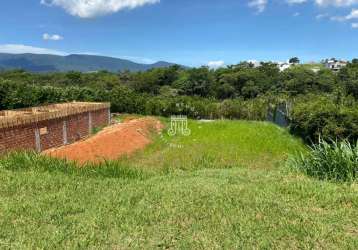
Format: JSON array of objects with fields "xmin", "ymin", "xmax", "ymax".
[
  {"xmin": 285, "ymin": 0, "xmax": 358, "ymax": 6},
  {"xmin": 0, "ymin": 44, "xmax": 67, "ymax": 55},
  {"xmin": 315, "ymin": 0, "xmax": 358, "ymax": 7},
  {"xmin": 248, "ymin": 0, "xmax": 358, "ymax": 14},
  {"xmin": 330, "ymin": 15, "xmax": 346, "ymax": 21},
  {"xmin": 41, "ymin": 0, "xmax": 160, "ymax": 18},
  {"xmin": 208, "ymin": 61, "xmax": 225, "ymax": 69},
  {"xmin": 346, "ymin": 8, "xmax": 358, "ymax": 18},
  {"xmin": 248, "ymin": 0, "xmax": 267, "ymax": 13},
  {"xmin": 316, "ymin": 13, "xmax": 329, "ymax": 19},
  {"xmin": 352, "ymin": 22, "xmax": 358, "ymax": 27},
  {"xmin": 293, "ymin": 12, "xmax": 301, "ymax": 16},
  {"xmin": 43, "ymin": 33, "xmax": 64, "ymax": 41},
  {"xmin": 287, "ymin": 0, "xmax": 307, "ymax": 4},
  {"xmin": 331, "ymin": 8, "xmax": 358, "ymax": 21}
]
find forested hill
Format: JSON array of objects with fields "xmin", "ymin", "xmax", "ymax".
[{"xmin": 0, "ymin": 53, "xmax": 176, "ymax": 73}]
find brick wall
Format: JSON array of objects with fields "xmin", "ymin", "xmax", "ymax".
[
  {"xmin": 66, "ymin": 112, "xmax": 90, "ymax": 145},
  {"xmin": 37, "ymin": 118, "xmax": 66, "ymax": 151},
  {"xmin": 0, "ymin": 125, "xmax": 36, "ymax": 153},
  {"xmin": 0, "ymin": 108, "xmax": 110, "ymax": 154},
  {"xmin": 91, "ymin": 108, "xmax": 110, "ymax": 130}
]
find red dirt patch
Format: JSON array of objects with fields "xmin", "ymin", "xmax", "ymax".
[{"xmin": 43, "ymin": 117, "xmax": 164, "ymax": 165}]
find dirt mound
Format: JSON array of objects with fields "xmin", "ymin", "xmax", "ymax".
[{"xmin": 44, "ymin": 117, "xmax": 164, "ymax": 165}]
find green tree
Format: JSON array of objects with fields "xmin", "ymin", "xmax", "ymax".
[{"xmin": 289, "ymin": 57, "xmax": 300, "ymax": 64}]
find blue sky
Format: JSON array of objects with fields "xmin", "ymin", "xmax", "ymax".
[{"xmin": 0, "ymin": 0, "xmax": 357, "ymax": 66}]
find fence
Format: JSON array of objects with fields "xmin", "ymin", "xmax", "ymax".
[
  {"xmin": 0, "ymin": 102, "xmax": 110, "ymax": 153},
  {"xmin": 267, "ymin": 102, "xmax": 291, "ymax": 127}
]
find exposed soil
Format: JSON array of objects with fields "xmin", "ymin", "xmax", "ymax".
[{"xmin": 43, "ymin": 117, "xmax": 164, "ymax": 165}]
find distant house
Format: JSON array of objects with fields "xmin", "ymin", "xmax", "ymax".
[
  {"xmin": 278, "ymin": 60, "xmax": 301, "ymax": 71},
  {"xmin": 324, "ymin": 59, "xmax": 347, "ymax": 72},
  {"xmin": 278, "ymin": 62, "xmax": 291, "ymax": 72},
  {"xmin": 247, "ymin": 60, "xmax": 261, "ymax": 68},
  {"xmin": 247, "ymin": 60, "xmax": 298, "ymax": 71}
]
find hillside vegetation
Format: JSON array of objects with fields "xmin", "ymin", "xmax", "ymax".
[
  {"xmin": 0, "ymin": 120, "xmax": 357, "ymax": 249},
  {"xmin": 0, "ymin": 53, "xmax": 174, "ymax": 72},
  {"xmin": 1, "ymin": 60, "xmax": 358, "ymax": 143}
]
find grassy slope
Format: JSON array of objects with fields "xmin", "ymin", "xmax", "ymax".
[{"xmin": 0, "ymin": 120, "xmax": 357, "ymax": 249}]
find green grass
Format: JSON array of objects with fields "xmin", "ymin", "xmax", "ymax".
[
  {"xmin": 0, "ymin": 120, "xmax": 357, "ymax": 249},
  {"xmin": 126, "ymin": 120, "xmax": 306, "ymax": 171},
  {"xmin": 91, "ymin": 126, "xmax": 105, "ymax": 135}
]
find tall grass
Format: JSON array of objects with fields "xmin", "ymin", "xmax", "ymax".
[
  {"xmin": 0, "ymin": 151, "xmax": 149, "ymax": 180},
  {"xmin": 288, "ymin": 139, "xmax": 358, "ymax": 182}
]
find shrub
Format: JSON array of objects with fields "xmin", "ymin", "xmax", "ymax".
[
  {"xmin": 288, "ymin": 139, "xmax": 358, "ymax": 182},
  {"xmin": 290, "ymin": 95, "xmax": 358, "ymax": 143}
]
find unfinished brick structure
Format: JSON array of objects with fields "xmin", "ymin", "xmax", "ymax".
[{"xmin": 0, "ymin": 102, "xmax": 110, "ymax": 154}]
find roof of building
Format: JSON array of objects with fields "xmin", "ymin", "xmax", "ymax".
[{"xmin": 0, "ymin": 102, "xmax": 110, "ymax": 129}]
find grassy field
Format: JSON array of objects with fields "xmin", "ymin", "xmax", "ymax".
[{"xmin": 0, "ymin": 120, "xmax": 357, "ymax": 249}]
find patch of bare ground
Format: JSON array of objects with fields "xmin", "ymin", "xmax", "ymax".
[{"xmin": 43, "ymin": 117, "xmax": 164, "ymax": 165}]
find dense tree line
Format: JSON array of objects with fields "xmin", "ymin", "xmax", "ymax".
[
  {"xmin": 1, "ymin": 60, "xmax": 358, "ymax": 143},
  {"xmin": 0, "ymin": 61, "xmax": 344, "ymax": 99}
]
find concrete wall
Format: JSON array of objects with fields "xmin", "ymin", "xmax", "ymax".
[{"xmin": 0, "ymin": 108, "xmax": 110, "ymax": 154}]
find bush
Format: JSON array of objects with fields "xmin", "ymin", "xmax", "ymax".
[
  {"xmin": 290, "ymin": 95, "xmax": 358, "ymax": 143},
  {"xmin": 288, "ymin": 139, "xmax": 358, "ymax": 182}
]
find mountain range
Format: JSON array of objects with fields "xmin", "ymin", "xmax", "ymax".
[{"xmin": 0, "ymin": 53, "xmax": 176, "ymax": 73}]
